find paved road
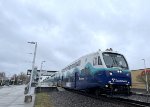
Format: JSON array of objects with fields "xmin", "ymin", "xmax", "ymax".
[{"xmin": 0, "ymin": 85, "xmax": 34, "ymax": 107}]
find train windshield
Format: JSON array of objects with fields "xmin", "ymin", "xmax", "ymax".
[{"xmin": 102, "ymin": 52, "xmax": 129, "ymax": 70}]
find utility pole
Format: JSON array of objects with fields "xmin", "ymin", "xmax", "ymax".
[
  {"xmin": 25, "ymin": 42, "xmax": 37, "ymax": 102},
  {"xmin": 142, "ymin": 59, "xmax": 149, "ymax": 94}
]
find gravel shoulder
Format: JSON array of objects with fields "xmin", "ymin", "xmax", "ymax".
[{"xmin": 34, "ymin": 92, "xmax": 53, "ymax": 107}]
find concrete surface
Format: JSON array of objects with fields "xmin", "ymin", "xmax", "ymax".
[{"xmin": 0, "ymin": 85, "xmax": 35, "ymax": 107}]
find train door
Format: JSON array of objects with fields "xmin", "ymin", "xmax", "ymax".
[
  {"xmin": 62, "ymin": 76, "xmax": 63, "ymax": 81},
  {"xmin": 61, "ymin": 76, "xmax": 63, "ymax": 87},
  {"xmin": 74, "ymin": 72, "xmax": 78, "ymax": 88}
]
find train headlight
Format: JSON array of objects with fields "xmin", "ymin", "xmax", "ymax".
[
  {"xmin": 105, "ymin": 85, "xmax": 108, "ymax": 87},
  {"xmin": 109, "ymin": 72, "xmax": 113, "ymax": 75},
  {"xmin": 126, "ymin": 73, "xmax": 130, "ymax": 76},
  {"xmin": 117, "ymin": 70, "xmax": 122, "ymax": 73},
  {"xmin": 109, "ymin": 81, "xmax": 111, "ymax": 83}
]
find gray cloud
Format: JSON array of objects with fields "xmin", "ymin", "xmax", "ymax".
[{"xmin": 0, "ymin": 0, "xmax": 150, "ymax": 76}]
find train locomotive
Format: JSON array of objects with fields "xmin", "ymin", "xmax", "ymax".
[{"xmin": 55, "ymin": 49, "xmax": 132, "ymax": 95}]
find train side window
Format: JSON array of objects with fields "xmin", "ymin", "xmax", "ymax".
[
  {"xmin": 98, "ymin": 56, "xmax": 102, "ymax": 65},
  {"xmin": 93, "ymin": 57, "xmax": 98, "ymax": 66}
]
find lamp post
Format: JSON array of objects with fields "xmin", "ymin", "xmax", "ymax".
[
  {"xmin": 142, "ymin": 59, "xmax": 149, "ymax": 94},
  {"xmin": 39, "ymin": 61, "xmax": 46, "ymax": 84},
  {"xmin": 39, "ymin": 61, "xmax": 45, "ymax": 92},
  {"xmin": 25, "ymin": 42, "xmax": 37, "ymax": 102}
]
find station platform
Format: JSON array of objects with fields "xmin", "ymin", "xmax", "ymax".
[
  {"xmin": 57, "ymin": 87, "xmax": 66, "ymax": 91},
  {"xmin": 35, "ymin": 84, "xmax": 57, "ymax": 93}
]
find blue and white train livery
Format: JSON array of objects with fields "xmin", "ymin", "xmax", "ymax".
[{"xmin": 58, "ymin": 49, "xmax": 131, "ymax": 95}]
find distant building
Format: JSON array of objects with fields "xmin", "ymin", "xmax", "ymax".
[
  {"xmin": 27, "ymin": 69, "xmax": 57, "ymax": 83},
  {"xmin": 131, "ymin": 68, "xmax": 150, "ymax": 89},
  {"xmin": 38, "ymin": 70, "xmax": 57, "ymax": 82}
]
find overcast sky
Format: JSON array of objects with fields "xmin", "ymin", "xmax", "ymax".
[{"xmin": 1, "ymin": 0, "xmax": 150, "ymax": 76}]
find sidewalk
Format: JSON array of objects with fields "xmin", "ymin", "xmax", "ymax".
[{"xmin": 0, "ymin": 85, "xmax": 35, "ymax": 107}]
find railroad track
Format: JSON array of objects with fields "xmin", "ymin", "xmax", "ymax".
[
  {"xmin": 132, "ymin": 92, "xmax": 150, "ymax": 97},
  {"xmin": 108, "ymin": 96, "xmax": 150, "ymax": 107},
  {"xmin": 66, "ymin": 88, "xmax": 150, "ymax": 107}
]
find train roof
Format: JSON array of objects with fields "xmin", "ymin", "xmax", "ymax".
[{"xmin": 61, "ymin": 49, "xmax": 122, "ymax": 71}]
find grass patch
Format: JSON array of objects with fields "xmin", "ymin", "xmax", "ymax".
[{"xmin": 34, "ymin": 92, "xmax": 53, "ymax": 107}]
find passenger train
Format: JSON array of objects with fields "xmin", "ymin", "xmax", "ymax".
[{"xmin": 54, "ymin": 49, "xmax": 132, "ymax": 95}]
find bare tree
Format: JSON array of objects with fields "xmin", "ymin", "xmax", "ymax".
[{"xmin": 0, "ymin": 72, "xmax": 5, "ymax": 86}]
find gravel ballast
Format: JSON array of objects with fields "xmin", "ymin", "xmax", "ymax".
[{"xmin": 49, "ymin": 90, "xmax": 129, "ymax": 107}]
